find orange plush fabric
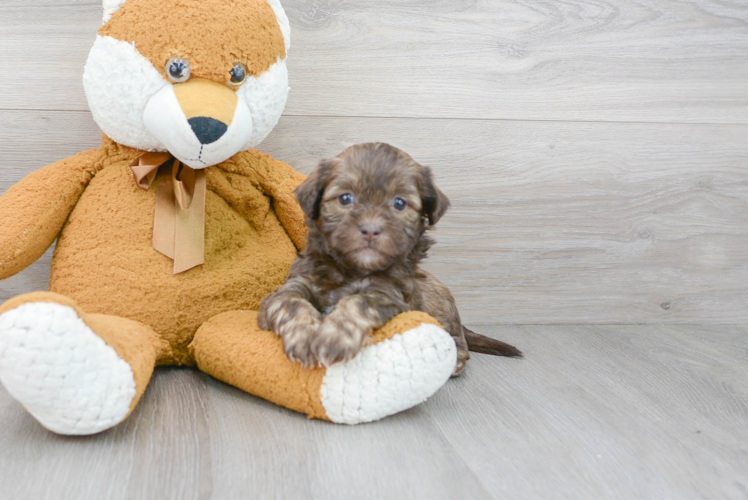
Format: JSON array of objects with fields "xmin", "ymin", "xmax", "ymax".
[
  {"xmin": 100, "ymin": 0, "xmax": 286, "ymax": 84},
  {"xmin": 190, "ymin": 310, "xmax": 443, "ymax": 420},
  {"xmin": 0, "ymin": 149, "xmax": 101, "ymax": 280},
  {"xmin": 191, "ymin": 310, "xmax": 330, "ymax": 420},
  {"xmin": 44, "ymin": 136, "xmax": 305, "ymax": 365},
  {"xmin": 369, "ymin": 311, "xmax": 442, "ymax": 343}
]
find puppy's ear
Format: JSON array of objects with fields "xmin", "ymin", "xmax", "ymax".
[
  {"xmin": 295, "ymin": 158, "xmax": 336, "ymax": 220},
  {"xmin": 420, "ymin": 166, "xmax": 450, "ymax": 226}
]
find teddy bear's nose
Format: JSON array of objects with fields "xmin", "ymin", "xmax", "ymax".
[{"xmin": 188, "ymin": 117, "xmax": 228, "ymax": 145}]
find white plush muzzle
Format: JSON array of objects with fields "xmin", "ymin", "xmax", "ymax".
[{"xmin": 142, "ymin": 85, "xmax": 253, "ymax": 169}]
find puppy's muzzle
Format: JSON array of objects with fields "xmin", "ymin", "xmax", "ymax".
[{"xmin": 359, "ymin": 223, "xmax": 383, "ymax": 242}]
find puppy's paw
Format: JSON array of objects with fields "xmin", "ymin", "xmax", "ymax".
[
  {"xmin": 276, "ymin": 302, "xmax": 323, "ymax": 368},
  {"xmin": 451, "ymin": 348, "xmax": 470, "ymax": 377},
  {"xmin": 312, "ymin": 315, "xmax": 368, "ymax": 367},
  {"xmin": 283, "ymin": 327, "xmax": 321, "ymax": 368},
  {"xmin": 450, "ymin": 335, "xmax": 470, "ymax": 377}
]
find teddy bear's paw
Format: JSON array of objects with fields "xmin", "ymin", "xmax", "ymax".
[
  {"xmin": 0, "ymin": 302, "xmax": 136, "ymax": 435},
  {"xmin": 319, "ymin": 322, "xmax": 456, "ymax": 425}
]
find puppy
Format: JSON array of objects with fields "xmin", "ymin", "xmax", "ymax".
[{"xmin": 258, "ymin": 143, "xmax": 521, "ymax": 376}]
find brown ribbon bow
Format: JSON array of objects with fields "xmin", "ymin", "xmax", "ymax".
[{"xmin": 131, "ymin": 152, "xmax": 206, "ymax": 274}]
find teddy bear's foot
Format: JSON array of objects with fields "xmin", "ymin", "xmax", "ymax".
[
  {"xmin": 191, "ymin": 310, "xmax": 457, "ymax": 424},
  {"xmin": 0, "ymin": 293, "xmax": 162, "ymax": 435},
  {"xmin": 319, "ymin": 319, "xmax": 457, "ymax": 424}
]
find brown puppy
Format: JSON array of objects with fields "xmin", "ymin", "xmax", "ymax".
[{"xmin": 258, "ymin": 143, "xmax": 521, "ymax": 376}]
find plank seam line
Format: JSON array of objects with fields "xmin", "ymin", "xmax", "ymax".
[
  {"xmin": 466, "ymin": 323, "xmax": 748, "ymax": 327},
  {"xmin": 1, "ymin": 109, "xmax": 748, "ymax": 127},
  {"xmin": 2, "ymin": 3, "xmax": 100, "ymax": 7},
  {"xmin": 283, "ymin": 114, "xmax": 748, "ymax": 127}
]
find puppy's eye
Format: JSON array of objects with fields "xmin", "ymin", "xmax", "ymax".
[
  {"xmin": 166, "ymin": 57, "xmax": 191, "ymax": 83},
  {"xmin": 392, "ymin": 198, "xmax": 407, "ymax": 211},
  {"xmin": 339, "ymin": 193, "xmax": 354, "ymax": 206},
  {"xmin": 229, "ymin": 63, "xmax": 247, "ymax": 87}
]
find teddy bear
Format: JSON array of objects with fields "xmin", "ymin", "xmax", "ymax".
[{"xmin": 0, "ymin": 0, "xmax": 457, "ymax": 434}]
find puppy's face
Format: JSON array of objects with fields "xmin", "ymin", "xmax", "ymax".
[{"xmin": 296, "ymin": 143, "xmax": 450, "ymax": 272}]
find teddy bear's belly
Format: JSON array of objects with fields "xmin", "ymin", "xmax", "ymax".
[{"xmin": 48, "ymin": 164, "xmax": 297, "ymax": 365}]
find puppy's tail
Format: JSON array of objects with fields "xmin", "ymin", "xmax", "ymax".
[{"xmin": 464, "ymin": 327, "xmax": 523, "ymax": 358}]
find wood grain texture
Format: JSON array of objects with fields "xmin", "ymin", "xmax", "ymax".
[
  {"xmin": 0, "ymin": 368, "xmax": 213, "ymax": 500},
  {"xmin": 424, "ymin": 324, "xmax": 748, "ymax": 500},
  {"xmin": 204, "ymin": 379, "xmax": 492, "ymax": 500},
  {"xmin": 1, "ymin": 1, "xmax": 747, "ymax": 123},
  {"xmin": 0, "ymin": 325, "xmax": 745, "ymax": 499},
  {"xmin": 0, "ymin": 4, "xmax": 100, "ymax": 112},
  {"xmin": 2, "ymin": 111, "xmax": 747, "ymax": 323}
]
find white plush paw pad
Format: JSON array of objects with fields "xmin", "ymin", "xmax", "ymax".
[
  {"xmin": 0, "ymin": 303, "xmax": 136, "ymax": 435},
  {"xmin": 320, "ymin": 323, "xmax": 457, "ymax": 425}
]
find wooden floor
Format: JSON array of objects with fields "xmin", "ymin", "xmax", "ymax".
[
  {"xmin": 0, "ymin": 324, "xmax": 746, "ymax": 500},
  {"xmin": 1, "ymin": 0, "xmax": 747, "ymax": 499}
]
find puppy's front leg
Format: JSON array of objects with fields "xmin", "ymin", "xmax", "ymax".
[
  {"xmin": 258, "ymin": 277, "xmax": 322, "ymax": 367},
  {"xmin": 312, "ymin": 291, "xmax": 407, "ymax": 367}
]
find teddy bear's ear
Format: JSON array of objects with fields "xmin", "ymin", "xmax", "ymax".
[{"xmin": 102, "ymin": 0, "xmax": 127, "ymax": 24}]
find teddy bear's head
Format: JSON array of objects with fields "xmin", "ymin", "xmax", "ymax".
[{"xmin": 83, "ymin": 0, "xmax": 290, "ymax": 169}]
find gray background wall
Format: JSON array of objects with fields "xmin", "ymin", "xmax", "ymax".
[{"xmin": 2, "ymin": 0, "xmax": 747, "ymax": 324}]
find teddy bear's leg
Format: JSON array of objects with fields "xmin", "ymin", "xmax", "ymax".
[
  {"xmin": 0, "ymin": 292, "xmax": 166, "ymax": 435},
  {"xmin": 190, "ymin": 310, "xmax": 456, "ymax": 424}
]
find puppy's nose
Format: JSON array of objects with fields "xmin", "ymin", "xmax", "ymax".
[{"xmin": 360, "ymin": 223, "xmax": 383, "ymax": 241}]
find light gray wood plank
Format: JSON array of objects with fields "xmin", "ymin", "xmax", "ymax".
[
  {"xmin": 4, "ymin": 111, "xmax": 745, "ymax": 323},
  {"xmin": 658, "ymin": 324, "xmax": 748, "ymax": 367},
  {"xmin": 1, "ymin": 1, "xmax": 747, "ymax": 123},
  {"xmin": 203, "ymin": 377, "xmax": 492, "ymax": 500},
  {"xmin": 0, "ymin": 5, "xmax": 100, "ymax": 112},
  {"xmin": 0, "ymin": 368, "xmax": 212, "ymax": 500},
  {"xmin": 284, "ymin": 0, "xmax": 748, "ymax": 123},
  {"xmin": 424, "ymin": 324, "xmax": 748, "ymax": 500},
  {"xmin": 0, "ymin": 247, "xmax": 53, "ymax": 304},
  {"xmin": 0, "ymin": 110, "xmax": 100, "ymax": 180}
]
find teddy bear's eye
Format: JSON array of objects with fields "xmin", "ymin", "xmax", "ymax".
[
  {"xmin": 165, "ymin": 57, "xmax": 191, "ymax": 83},
  {"xmin": 229, "ymin": 63, "xmax": 247, "ymax": 87}
]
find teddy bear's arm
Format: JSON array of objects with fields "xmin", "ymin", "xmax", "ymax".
[
  {"xmin": 248, "ymin": 153, "xmax": 308, "ymax": 251},
  {"xmin": 0, "ymin": 149, "xmax": 100, "ymax": 279}
]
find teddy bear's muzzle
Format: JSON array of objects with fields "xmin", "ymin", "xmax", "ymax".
[{"xmin": 142, "ymin": 78, "xmax": 253, "ymax": 170}]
